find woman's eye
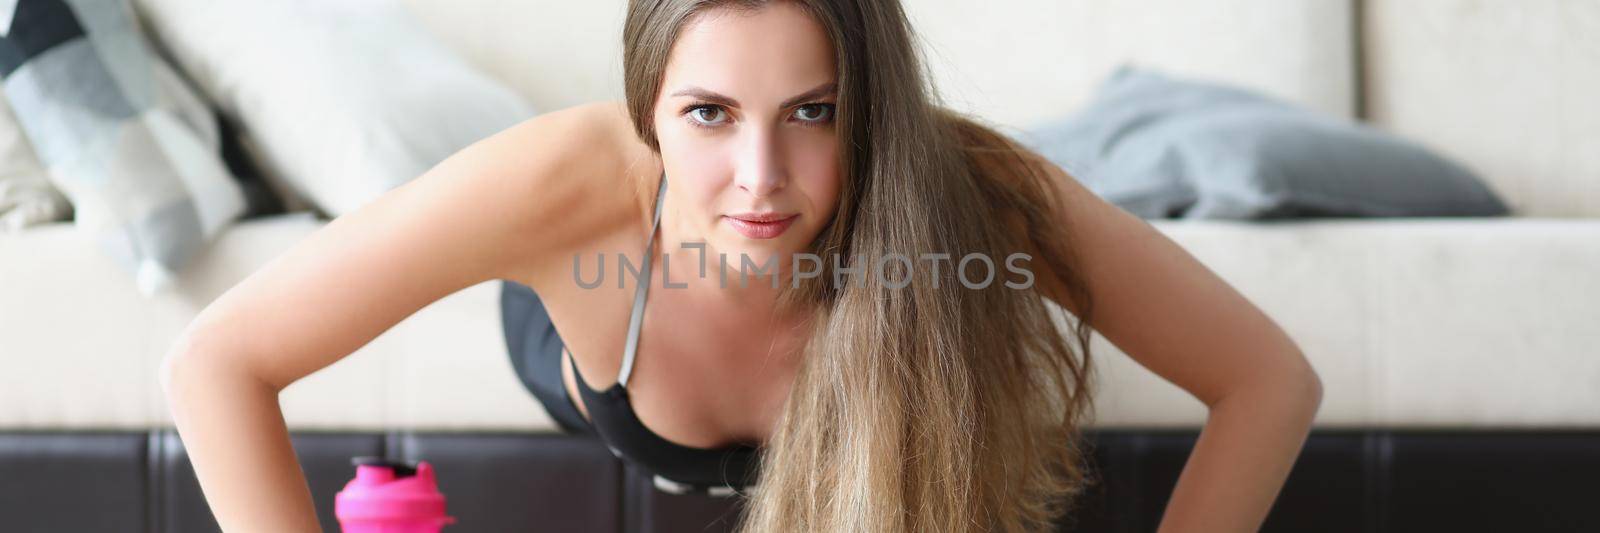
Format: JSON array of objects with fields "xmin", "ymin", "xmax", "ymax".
[
  {"xmin": 794, "ymin": 103, "xmax": 834, "ymax": 124},
  {"xmin": 687, "ymin": 106, "xmax": 727, "ymax": 127},
  {"xmin": 683, "ymin": 103, "xmax": 833, "ymax": 129}
]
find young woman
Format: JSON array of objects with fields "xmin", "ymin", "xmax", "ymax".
[{"xmin": 162, "ymin": 1, "xmax": 1322, "ymax": 531}]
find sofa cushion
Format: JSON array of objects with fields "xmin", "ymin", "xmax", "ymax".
[
  {"xmin": 1365, "ymin": 0, "xmax": 1600, "ymax": 217},
  {"xmin": 1023, "ymin": 66, "xmax": 1510, "ymax": 219},
  {"xmin": 5, "ymin": 214, "xmax": 1599, "ymax": 432},
  {"xmin": 396, "ymin": 0, "xmax": 1355, "ymax": 127}
]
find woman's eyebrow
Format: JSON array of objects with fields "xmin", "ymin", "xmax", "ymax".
[{"xmin": 670, "ymin": 81, "xmax": 837, "ymax": 109}]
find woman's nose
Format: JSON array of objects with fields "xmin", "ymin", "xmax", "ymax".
[{"xmin": 734, "ymin": 128, "xmax": 786, "ymax": 198}]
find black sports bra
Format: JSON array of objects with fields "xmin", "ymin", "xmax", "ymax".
[{"xmin": 568, "ymin": 170, "xmax": 762, "ymax": 497}]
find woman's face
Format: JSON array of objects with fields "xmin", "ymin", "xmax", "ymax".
[{"xmin": 653, "ymin": 2, "xmax": 841, "ymax": 277}]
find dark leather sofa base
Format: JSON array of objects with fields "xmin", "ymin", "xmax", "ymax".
[{"xmin": 2, "ymin": 429, "xmax": 1596, "ymax": 532}]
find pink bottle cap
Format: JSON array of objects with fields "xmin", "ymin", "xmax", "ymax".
[{"xmin": 335, "ymin": 457, "xmax": 457, "ymax": 533}]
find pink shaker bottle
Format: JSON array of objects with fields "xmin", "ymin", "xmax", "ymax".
[{"xmin": 335, "ymin": 456, "xmax": 458, "ymax": 532}]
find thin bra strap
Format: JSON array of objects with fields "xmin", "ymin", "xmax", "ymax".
[{"xmin": 618, "ymin": 171, "xmax": 668, "ymax": 388}]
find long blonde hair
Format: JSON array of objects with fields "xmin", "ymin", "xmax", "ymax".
[{"xmin": 623, "ymin": 1, "xmax": 1101, "ymax": 530}]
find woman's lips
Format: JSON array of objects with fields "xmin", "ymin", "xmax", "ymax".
[{"xmin": 724, "ymin": 214, "xmax": 798, "ymax": 239}]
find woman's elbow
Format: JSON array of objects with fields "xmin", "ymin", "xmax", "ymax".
[
  {"xmin": 159, "ymin": 328, "xmax": 270, "ymax": 394},
  {"xmin": 1286, "ymin": 355, "xmax": 1324, "ymax": 418},
  {"xmin": 160, "ymin": 330, "xmax": 209, "ymax": 392}
]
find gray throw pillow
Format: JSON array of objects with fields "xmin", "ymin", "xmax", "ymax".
[
  {"xmin": 1, "ymin": 0, "xmax": 248, "ymax": 295},
  {"xmin": 0, "ymin": 95, "xmax": 72, "ymax": 231},
  {"xmin": 1021, "ymin": 65, "xmax": 1510, "ymax": 219}
]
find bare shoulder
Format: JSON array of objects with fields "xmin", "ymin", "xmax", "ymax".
[
  {"xmin": 476, "ymin": 100, "xmax": 664, "ymax": 289},
  {"xmin": 162, "ymin": 100, "xmax": 663, "ymax": 393}
]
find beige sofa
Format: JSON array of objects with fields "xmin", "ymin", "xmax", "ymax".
[{"xmin": 4, "ymin": 0, "xmax": 1595, "ymax": 435}]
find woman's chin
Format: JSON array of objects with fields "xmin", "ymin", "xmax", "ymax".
[
  {"xmin": 714, "ymin": 241, "xmax": 781, "ymax": 267},
  {"xmin": 709, "ymin": 233, "xmax": 803, "ymax": 274}
]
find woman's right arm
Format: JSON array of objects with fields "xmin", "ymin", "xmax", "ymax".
[{"xmin": 158, "ymin": 102, "xmax": 629, "ymax": 532}]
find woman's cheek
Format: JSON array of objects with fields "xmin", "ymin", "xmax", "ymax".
[
  {"xmin": 797, "ymin": 138, "xmax": 842, "ymax": 218},
  {"xmin": 665, "ymin": 143, "xmax": 732, "ymax": 230}
]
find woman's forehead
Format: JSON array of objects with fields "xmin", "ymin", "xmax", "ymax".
[{"xmin": 663, "ymin": 3, "xmax": 835, "ymax": 105}]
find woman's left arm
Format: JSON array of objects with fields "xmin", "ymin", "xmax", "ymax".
[{"xmin": 1019, "ymin": 154, "xmax": 1323, "ymax": 533}]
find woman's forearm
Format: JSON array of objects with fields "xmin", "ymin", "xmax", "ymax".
[
  {"xmin": 161, "ymin": 349, "xmax": 324, "ymax": 533},
  {"xmin": 1154, "ymin": 379, "xmax": 1322, "ymax": 533}
]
